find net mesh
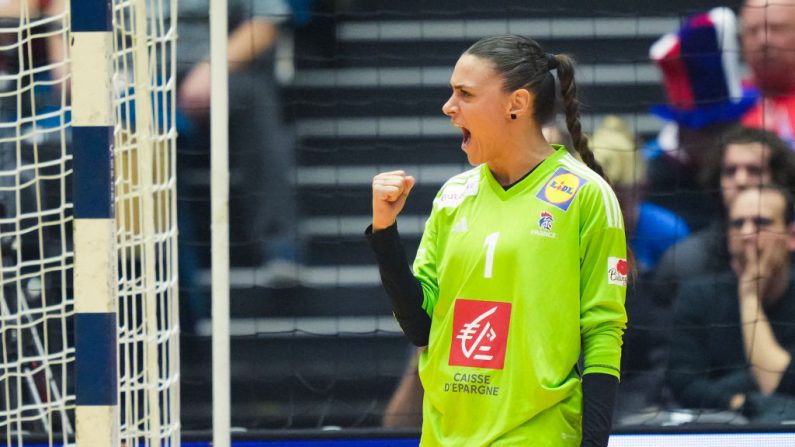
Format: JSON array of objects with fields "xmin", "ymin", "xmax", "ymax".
[
  {"xmin": 0, "ymin": 1, "xmax": 73, "ymax": 445},
  {"xmin": 112, "ymin": 0, "xmax": 179, "ymax": 445},
  {"xmin": 0, "ymin": 0, "xmax": 179, "ymax": 445}
]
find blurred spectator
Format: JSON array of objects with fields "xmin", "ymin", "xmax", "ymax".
[
  {"xmin": 667, "ymin": 186, "xmax": 795, "ymax": 422},
  {"xmin": 654, "ymin": 127, "xmax": 795, "ymax": 305},
  {"xmin": 592, "ymin": 115, "xmax": 690, "ymax": 274},
  {"xmin": 740, "ymin": 0, "xmax": 795, "ymax": 147},
  {"xmin": 178, "ymin": 0, "xmax": 297, "ymax": 264},
  {"xmin": 591, "ymin": 116, "xmax": 689, "ymax": 415},
  {"xmin": 644, "ymin": 7, "xmax": 758, "ymax": 231},
  {"xmin": 177, "ymin": 0, "xmax": 298, "ymax": 330}
]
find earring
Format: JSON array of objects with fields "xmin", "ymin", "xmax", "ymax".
[{"xmin": 510, "ymin": 113, "xmax": 517, "ymax": 120}]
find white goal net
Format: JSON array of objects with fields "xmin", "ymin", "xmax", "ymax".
[{"xmin": 0, "ymin": 0, "xmax": 179, "ymax": 445}]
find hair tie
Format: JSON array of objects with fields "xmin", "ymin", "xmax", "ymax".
[{"xmin": 547, "ymin": 53, "xmax": 558, "ymax": 71}]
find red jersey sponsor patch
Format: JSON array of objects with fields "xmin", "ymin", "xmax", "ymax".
[
  {"xmin": 449, "ymin": 299, "xmax": 511, "ymax": 370},
  {"xmin": 608, "ymin": 257, "xmax": 628, "ymax": 286}
]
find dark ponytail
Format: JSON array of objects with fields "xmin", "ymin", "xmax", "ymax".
[
  {"xmin": 553, "ymin": 54, "xmax": 608, "ymax": 182},
  {"xmin": 556, "ymin": 54, "xmax": 635, "ymax": 279}
]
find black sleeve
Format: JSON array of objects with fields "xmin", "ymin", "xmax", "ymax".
[
  {"xmin": 667, "ymin": 278, "xmax": 754, "ymax": 408},
  {"xmin": 580, "ymin": 373, "xmax": 618, "ymax": 447},
  {"xmin": 365, "ymin": 223, "xmax": 431, "ymax": 346}
]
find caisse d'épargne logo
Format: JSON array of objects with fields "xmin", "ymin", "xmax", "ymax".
[{"xmin": 449, "ymin": 299, "xmax": 511, "ymax": 370}]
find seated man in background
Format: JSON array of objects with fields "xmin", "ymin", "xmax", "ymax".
[
  {"xmin": 667, "ymin": 186, "xmax": 795, "ymax": 422},
  {"xmin": 654, "ymin": 127, "xmax": 795, "ymax": 305}
]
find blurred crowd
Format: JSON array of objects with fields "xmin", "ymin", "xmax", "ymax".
[{"xmin": 5, "ymin": 0, "xmax": 795, "ymax": 431}]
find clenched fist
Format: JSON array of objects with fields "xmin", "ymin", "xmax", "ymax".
[{"xmin": 372, "ymin": 170, "xmax": 416, "ymax": 231}]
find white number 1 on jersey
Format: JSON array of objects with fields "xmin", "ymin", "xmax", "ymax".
[{"xmin": 482, "ymin": 232, "xmax": 500, "ymax": 278}]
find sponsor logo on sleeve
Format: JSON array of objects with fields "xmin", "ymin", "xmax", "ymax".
[
  {"xmin": 449, "ymin": 299, "xmax": 511, "ymax": 370},
  {"xmin": 536, "ymin": 167, "xmax": 587, "ymax": 211},
  {"xmin": 608, "ymin": 257, "xmax": 628, "ymax": 286},
  {"xmin": 435, "ymin": 173, "xmax": 480, "ymax": 209}
]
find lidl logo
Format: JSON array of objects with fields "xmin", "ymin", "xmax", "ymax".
[{"xmin": 536, "ymin": 168, "xmax": 587, "ymax": 211}]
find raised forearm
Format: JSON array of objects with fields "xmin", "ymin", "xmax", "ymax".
[
  {"xmin": 740, "ymin": 296, "xmax": 791, "ymax": 394},
  {"xmin": 227, "ymin": 18, "xmax": 278, "ymax": 72}
]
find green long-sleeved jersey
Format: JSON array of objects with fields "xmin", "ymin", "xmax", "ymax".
[{"xmin": 413, "ymin": 146, "xmax": 627, "ymax": 446}]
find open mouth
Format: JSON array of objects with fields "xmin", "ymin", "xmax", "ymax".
[{"xmin": 461, "ymin": 127, "xmax": 471, "ymax": 149}]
